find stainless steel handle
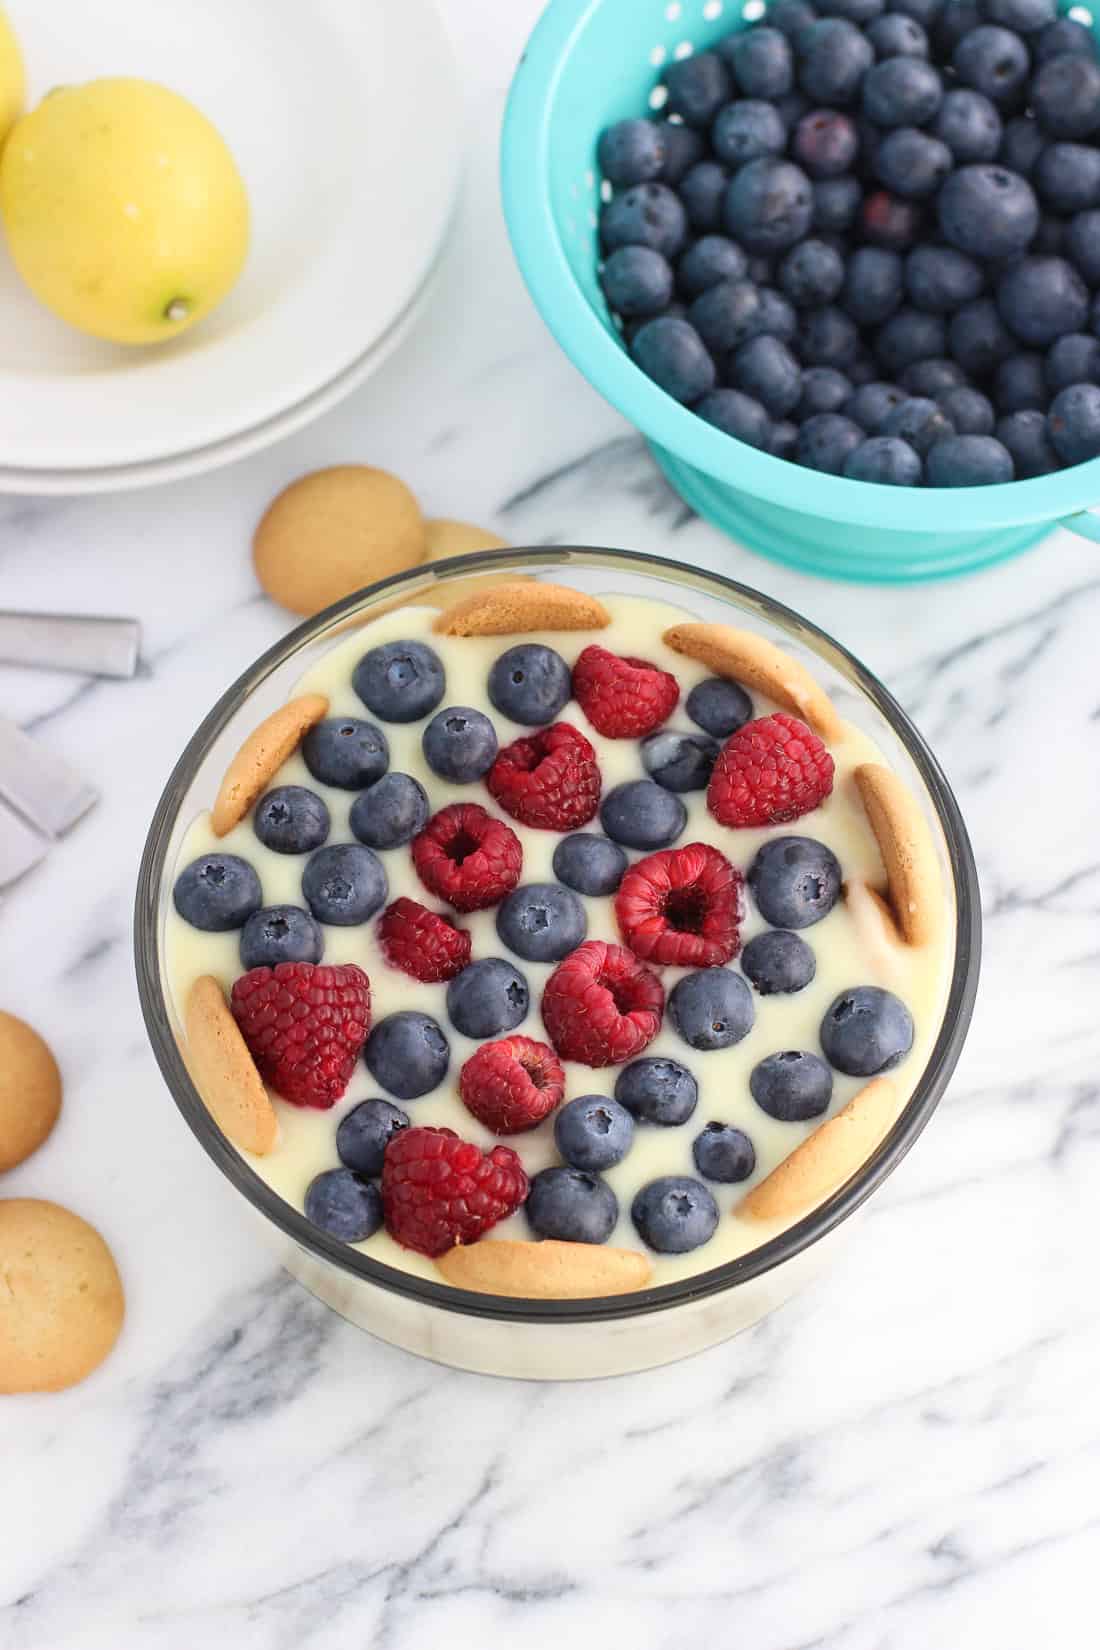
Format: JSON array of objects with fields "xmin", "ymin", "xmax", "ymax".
[{"xmin": 0, "ymin": 611, "xmax": 141, "ymax": 678}]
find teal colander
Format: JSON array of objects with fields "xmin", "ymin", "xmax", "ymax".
[{"xmin": 501, "ymin": 0, "xmax": 1100, "ymax": 582}]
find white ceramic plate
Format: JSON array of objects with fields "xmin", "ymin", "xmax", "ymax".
[{"xmin": 0, "ymin": 0, "xmax": 460, "ymax": 472}]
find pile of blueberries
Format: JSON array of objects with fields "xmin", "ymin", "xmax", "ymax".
[{"xmin": 596, "ymin": 0, "xmax": 1100, "ymax": 484}]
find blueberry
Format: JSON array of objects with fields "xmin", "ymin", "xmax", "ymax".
[
  {"xmin": 996, "ymin": 407, "xmax": 1062, "ymax": 473},
  {"xmin": 527, "ymin": 1166, "xmax": 617, "ymax": 1244},
  {"xmin": 768, "ymin": 0, "xmax": 822, "ymax": 38},
  {"xmin": 932, "ymin": 88, "xmax": 1002, "ymax": 162},
  {"xmin": 712, "ymin": 100, "xmax": 788, "ymax": 168},
  {"xmin": 637, "ymin": 729, "xmax": 718, "ymax": 793},
  {"xmin": 304, "ymin": 1170, "xmax": 382, "ymax": 1243},
  {"xmin": 1032, "ymin": 54, "xmax": 1100, "ymax": 141},
  {"xmin": 818, "ymin": 0, "xmax": 885, "ymax": 19},
  {"xmin": 983, "ymin": 0, "xmax": 1056, "ymax": 32},
  {"xmin": 937, "ymin": 385, "xmax": 996, "ymax": 434},
  {"xmin": 659, "ymin": 122, "xmax": 708, "ymax": 185},
  {"xmin": 778, "ymin": 238, "xmax": 845, "ymax": 306},
  {"xmin": 697, "ymin": 387, "xmax": 773, "ymax": 448},
  {"xmin": 632, "ymin": 1175, "xmax": 719, "ymax": 1253},
  {"xmin": 253, "ymin": 786, "xmax": 330, "ymax": 855},
  {"xmin": 1035, "ymin": 17, "xmax": 1095, "ymax": 64},
  {"xmin": 349, "ymin": 772, "xmax": 429, "ymax": 850},
  {"xmin": 240, "ymin": 905, "xmax": 323, "ymax": 969},
  {"xmin": 926, "ymin": 433, "xmax": 1015, "ymax": 483},
  {"xmin": 905, "ymin": 245, "xmax": 984, "ymax": 313},
  {"xmin": 901, "ymin": 358, "xmax": 966, "ymax": 396},
  {"xmin": 600, "ymin": 779, "xmax": 686, "ymax": 849},
  {"xmin": 422, "ymin": 706, "xmax": 497, "ymax": 783},
  {"xmin": 769, "ymin": 419, "xmax": 799, "ymax": 459},
  {"xmin": 677, "ymin": 234, "xmax": 748, "ymax": 297},
  {"xmin": 1031, "ymin": 215, "xmax": 1065, "ymax": 255},
  {"xmin": 797, "ymin": 412, "xmax": 865, "ymax": 472},
  {"xmin": 750, "ymin": 1050, "xmax": 834, "ymax": 1121},
  {"xmin": 866, "ymin": 13, "xmax": 929, "ymax": 57},
  {"xmin": 446, "ymin": 958, "xmax": 528, "ymax": 1039},
  {"xmin": 875, "ymin": 309, "xmax": 947, "ymax": 375},
  {"xmin": 552, "ymin": 832, "xmax": 628, "ymax": 897},
  {"xmin": 669, "ymin": 968, "xmax": 754, "ymax": 1052},
  {"xmin": 486, "ymin": 643, "xmax": 571, "ymax": 728},
  {"xmin": 1065, "ymin": 208, "xmax": 1100, "ymax": 284},
  {"xmin": 631, "ymin": 316, "xmax": 717, "ymax": 402},
  {"xmin": 748, "ymin": 835, "xmax": 842, "ymax": 927},
  {"xmin": 776, "ymin": 88, "xmax": 813, "ymax": 129},
  {"xmin": 820, "ymin": 985, "xmax": 915, "ymax": 1074},
  {"xmin": 939, "ymin": 165, "xmax": 1039, "ymax": 259},
  {"xmin": 664, "ymin": 51, "xmax": 732, "ymax": 128},
  {"xmin": 813, "ymin": 175, "xmax": 863, "ymax": 232},
  {"xmin": 952, "ymin": 26, "xmax": 1029, "ymax": 106},
  {"xmin": 731, "ymin": 335, "xmax": 803, "ymax": 417},
  {"xmin": 875, "ymin": 127, "xmax": 952, "ymax": 199},
  {"xmin": 679, "ymin": 161, "xmax": 731, "ymax": 230},
  {"xmin": 301, "ymin": 843, "xmax": 387, "ymax": 926},
  {"xmin": 799, "ymin": 304, "xmax": 862, "ymax": 367},
  {"xmin": 844, "ymin": 379, "xmax": 906, "ymax": 430},
  {"xmin": 791, "ymin": 109, "xmax": 860, "ymax": 179},
  {"xmin": 997, "ymin": 257, "xmax": 1089, "ymax": 348},
  {"xmin": 684, "ymin": 678, "xmax": 752, "ymax": 743},
  {"xmin": 692, "ymin": 1123, "xmax": 756, "ymax": 1183},
  {"xmin": 842, "ymin": 246, "xmax": 904, "ymax": 326},
  {"xmin": 1035, "ymin": 143, "xmax": 1100, "ymax": 213},
  {"xmin": 861, "ymin": 189, "xmax": 924, "ymax": 250},
  {"xmin": 174, "ymin": 852, "xmax": 261, "ymax": 931},
  {"xmin": 554, "ymin": 1096, "xmax": 635, "ymax": 1171},
  {"xmin": 797, "ymin": 366, "xmax": 854, "ymax": 419},
  {"xmin": 1047, "ymin": 333, "xmax": 1100, "ymax": 394},
  {"xmin": 880, "ymin": 395, "xmax": 955, "ymax": 454},
  {"xmin": 844, "ymin": 353, "xmax": 878, "ymax": 386},
  {"xmin": 601, "ymin": 181, "xmax": 689, "ymax": 258},
  {"xmin": 843, "ymin": 435, "xmax": 924, "ymax": 483},
  {"xmin": 949, "ymin": 297, "xmax": 1015, "ymax": 377},
  {"xmin": 336, "ymin": 1098, "xmax": 410, "ymax": 1177},
  {"xmin": 621, "ymin": 292, "xmax": 685, "ymax": 344},
  {"xmin": 614, "ymin": 1057, "xmax": 699, "ymax": 1126},
  {"xmin": 496, "ymin": 882, "xmax": 586, "ymax": 964},
  {"xmin": 302, "ymin": 718, "xmax": 389, "ymax": 791},
  {"xmin": 933, "ymin": 0, "xmax": 984, "ymax": 53},
  {"xmin": 862, "ymin": 56, "xmax": 942, "ymax": 125},
  {"xmin": 994, "ymin": 352, "xmax": 1048, "ymax": 413},
  {"xmin": 724, "ymin": 157, "xmax": 815, "ymax": 253},
  {"xmin": 724, "ymin": 25, "xmax": 795, "ymax": 97},
  {"xmin": 757, "ymin": 286, "xmax": 799, "ymax": 341},
  {"xmin": 600, "ymin": 246, "xmax": 674, "ymax": 318},
  {"xmin": 998, "ymin": 115, "xmax": 1045, "ymax": 178},
  {"xmin": 364, "ymin": 1011, "xmax": 449, "ymax": 1099},
  {"xmin": 598, "ymin": 119, "xmax": 665, "ymax": 186},
  {"xmin": 353, "ymin": 640, "xmax": 445, "ymax": 724},
  {"xmin": 1048, "ymin": 381, "xmax": 1100, "ymax": 463},
  {"xmin": 797, "ymin": 19, "xmax": 875, "ymax": 105},
  {"xmin": 741, "ymin": 928, "xmax": 817, "ymax": 994}
]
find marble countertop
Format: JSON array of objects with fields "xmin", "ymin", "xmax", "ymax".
[{"xmin": 2, "ymin": 2, "xmax": 1097, "ymax": 1645}]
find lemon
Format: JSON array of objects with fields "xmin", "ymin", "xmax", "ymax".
[
  {"xmin": 0, "ymin": 77, "xmax": 249, "ymax": 344},
  {"xmin": 0, "ymin": 7, "xmax": 24, "ymax": 149}
]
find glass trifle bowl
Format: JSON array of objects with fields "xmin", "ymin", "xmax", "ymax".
[{"xmin": 135, "ymin": 547, "xmax": 980, "ymax": 1380}]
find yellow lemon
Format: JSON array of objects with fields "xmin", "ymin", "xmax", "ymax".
[
  {"xmin": 0, "ymin": 7, "xmax": 24, "ymax": 149},
  {"xmin": 0, "ymin": 77, "xmax": 249, "ymax": 344}
]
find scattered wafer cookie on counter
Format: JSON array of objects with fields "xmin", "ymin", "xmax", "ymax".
[
  {"xmin": 0, "ymin": 1011, "xmax": 61, "ymax": 1174},
  {"xmin": 0, "ymin": 1199, "xmax": 124, "ymax": 1393}
]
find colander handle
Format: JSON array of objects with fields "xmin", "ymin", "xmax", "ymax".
[{"xmin": 1060, "ymin": 511, "xmax": 1100, "ymax": 544}]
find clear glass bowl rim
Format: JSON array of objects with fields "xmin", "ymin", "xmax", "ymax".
[{"xmin": 135, "ymin": 545, "xmax": 982, "ymax": 1326}]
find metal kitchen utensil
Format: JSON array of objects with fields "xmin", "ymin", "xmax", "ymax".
[
  {"xmin": 0, "ymin": 611, "xmax": 140, "ymax": 678},
  {"xmin": 0, "ymin": 714, "xmax": 98, "ymax": 888}
]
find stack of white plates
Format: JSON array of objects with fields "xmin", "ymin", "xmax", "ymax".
[{"xmin": 0, "ymin": 0, "xmax": 461, "ymax": 493}]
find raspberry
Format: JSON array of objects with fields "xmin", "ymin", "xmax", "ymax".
[
  {"xmin": 412, "ymin": 802, "xmax": 522, "ymax": 913},
  {"xmin": 378, "ymin": 897, "xmax": 471, "ymax": 983},
  {"xmin": 541, "ymin": 940, "xmax": 664, "ymax": 1067},
  {"xmin": 381, "ymin": 1126, "xmax": 529, "ymax": 1257},
  {"xmin": 486, "ymin": 721, "xmax": 601, "ymax": 831},
  {"xmin": 572, "ymin": 644, "xmax": 680, "ymax": 739},
  {"xmin": 459, "ymin": 1035, "xmax": 566, "ymax": 1135},
  {"xmin": 615, "ymin": 843, "xmax": 744, "ymax": 968},
  {"xmin": 230, "ymin": 961, "xmax": 371, "ymax": 1109},
  {"xmin": 707, "ymin": 714, "xmax": 834, "ymax": 829}
]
